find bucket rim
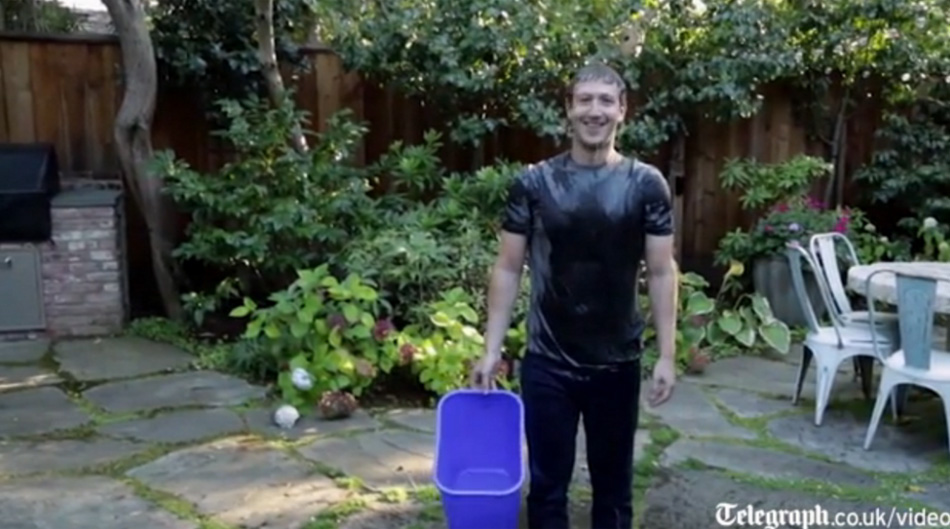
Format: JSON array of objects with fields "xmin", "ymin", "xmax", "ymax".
[{"xmin": 432, "ymin": 389, "xmax": 526, "ymax": 496}]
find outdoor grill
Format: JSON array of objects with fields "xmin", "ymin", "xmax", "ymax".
[{"xmin": 0, "ymin": 143, "xmax": 61, "ymax": 242}]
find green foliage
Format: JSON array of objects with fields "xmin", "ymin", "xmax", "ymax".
[
  {"xmin": 337, "ymin": 160, "xmax": 525, "ymax": 323},
  {"xmin": 639, "ymin": 269, "xmax": 791, "ymax": 375},
  {"xmin": 847, "ymin": 209, "xmax": 912, "ymax": 263},
  {"xmin": 232, "ymin": 264, "xmax": 399, "ymax": 406},
  {"xmin": 852, "ymin": 92, "xmax": 950, "ymax": 229},
  {"xmin": 706, "ymin": 288, "xmax": 792, "ymax": 357},
  {"xmin": 0, "ymin": 0, "xmax": 80, "ymax": 32},
  {"xmin": 314, "ymin": 0, "xmax": 626, "ymax": 145},
  {"xmin": 717, "ymin": 200, "xmax": 852, "ymax": 266},
  {"xmin": 155, "ymin": 93, "xmax": 422, "ymax": 324},
  {"xmin": 639, "ymin": 271, "xmax": 714, "ymax": 375},
  {"xmin": 150, "ymin": 0, "xmax": 316, "ymax": 121},
  {"xmin": 719, "ymin": 156, "xmax": 832, "ymax": 211},
  {"xmin": 715, "ymin": 156, "xmax": 848, "ymax": 266},
  {"xmin": 398, "ymin": 288, "xmax": 485, "ymax": 396},
  {"xmin": 918, "ymin": 218, "xmax": 950, "ymax": 262}
]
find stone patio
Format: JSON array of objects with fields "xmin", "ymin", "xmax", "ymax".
[{"xmin": 0, "ymin": 337, "xmax": 948, "ymax": 529}]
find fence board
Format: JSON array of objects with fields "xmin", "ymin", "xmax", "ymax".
[{"xmin": 0, "ymin": 33, "xmax": 885, "ymax": 269}]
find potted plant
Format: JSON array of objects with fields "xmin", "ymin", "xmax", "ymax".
[{"xmin": 715, "ymin": 156, "xmax": 850, "ymax": 326}]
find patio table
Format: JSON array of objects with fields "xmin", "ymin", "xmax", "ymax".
[
  {"xmin": 848, "ymin": 261, "xmax": 950, "ymax": 352},
  {"xmin": 847, "ymin": 261, "xmax": 950, "ymax": 315}
]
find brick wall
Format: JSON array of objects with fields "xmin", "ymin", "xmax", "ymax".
[
  {"xmin": 0, "ymin": 187, "xmax": 127, "ymax": 338},
  {"xmin": 42, "ymin": 204, "xmax": 125, "ymax": 336}
]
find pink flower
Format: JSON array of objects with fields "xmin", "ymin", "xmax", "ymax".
[
  {"xmin": 833, "ymin": 216, "xmax": 849, "ymax": 233},
  {"xmin": 774, "ymin": 203, "xmax": 789, "ymax": 212},
  {"xmin": 373, "ymin": 318, "xmax": 395, "ymax": 341},
  {"xmin": 327, "ymin": 314, "xmax": 347, "ymax": 331},
  {"xmin": 806, "ymin": 196, "xmax": 825, "ymax": 210}
]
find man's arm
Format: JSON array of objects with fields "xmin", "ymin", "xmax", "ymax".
[
  {"xmin": 645, "ymin": 235, "xmax": 677, "ymax": 361},
  {"xmin": 483, "ymin": 170, "xmax": 533, "ymax": 359},
  {"xmin": 484, "ymin": 232, "xmax": 527, "ymax": 359},
  {"xmin": 642, "ymin": 168, "xmax": 678, "ymax": 362}
]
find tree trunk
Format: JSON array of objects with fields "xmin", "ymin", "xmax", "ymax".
[
  {"xmin": 102, "ymin": 0, "xmax": 183, "ymax": 320},
  {"xmin": 253, "ymin": 0, "xmax": 308, "ymax": 153}
]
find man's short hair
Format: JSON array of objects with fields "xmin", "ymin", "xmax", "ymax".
[{"xmin": 567, "ymin": 62, "xmax": 627, "ymax": 100}]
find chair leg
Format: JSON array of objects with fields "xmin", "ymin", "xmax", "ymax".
[
  {"xmin": 864, "ymin": 370, "xmax": 897, "ymax": 450},
  {"xmin": 855, "ymin": 356, "xmax": 875, "ymax": 401},
  {"xmin": 793, "ymin": 346, "xmax": 813, "ymax": 405},
  {"xmin": 889, "ymin": 384, "xmax": 908, "ymax": 423},
  {"xmin": 815, "ymin": 365, "xmax": 836, "ymax": 426},
  {"xmin": 944, "ymin": 396, "xmax": 950, "ymax": 458}
]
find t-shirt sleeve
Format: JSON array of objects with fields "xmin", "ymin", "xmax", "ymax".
[
  {"xmin": 501, "ymin": 168, "xmax": 534, "ymax": 235},
  {"xmin": 641, "ymin": 167, "xmax": 674, "ymax": 236}
]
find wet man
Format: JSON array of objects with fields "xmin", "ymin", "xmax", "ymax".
[{"xmin": 471, "ymin": 62, "xmax": 678, "ymax": 529}]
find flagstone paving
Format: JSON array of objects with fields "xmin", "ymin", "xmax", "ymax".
[{"xmin": 0, "ymin": 337, "xmax": 948, "ymax": 529}]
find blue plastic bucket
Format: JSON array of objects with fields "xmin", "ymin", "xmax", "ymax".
[{"xmin": 433, "ymin": 389, "xmax": 525, "ymax": 529}]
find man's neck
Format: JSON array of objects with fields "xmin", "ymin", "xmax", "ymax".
[{"xmin": 569, "ymin": 143, "xmax": 622, "ymax": 167}]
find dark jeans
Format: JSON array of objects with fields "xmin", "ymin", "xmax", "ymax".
[{"xmin": 520, "ymin": 352, "xmax": 641, "ymax": 529}]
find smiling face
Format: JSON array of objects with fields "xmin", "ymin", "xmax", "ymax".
[{"xmin": 566, "ymin": 71, "xmax": 626, "ymax": 153}]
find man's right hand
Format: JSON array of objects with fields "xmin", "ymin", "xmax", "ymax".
[{"xmin": 469, "ymin": 352, "xmax": 501, "ymax": 391}]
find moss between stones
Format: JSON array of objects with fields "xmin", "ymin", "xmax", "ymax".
[
  {"xmin": 630, "ymin": 423, "xmax": 678, "ymax": 528},
  {"xmin": 122, "ymin": 476, "xmax": 238, "ymax": 529},
  {"xmin": 301, "ymin": 497, "xmax": 370, "ymax": 529}
]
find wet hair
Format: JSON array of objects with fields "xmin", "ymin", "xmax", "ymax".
[{"xmin": 567, "ymin": 62, "xmax": 627, "ymax": 101}]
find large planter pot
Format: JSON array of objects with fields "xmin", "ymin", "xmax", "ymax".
[{"xmin": 752, "ymin": 255, "xmax": 826, "ymax": 327}]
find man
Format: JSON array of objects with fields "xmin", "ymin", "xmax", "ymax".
[{"xmin": 470, "ymin": 62, "xmax": 678, "ymax": 529}]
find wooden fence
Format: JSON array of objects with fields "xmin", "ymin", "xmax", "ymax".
[{"xmin": 0, "ymin": 32, "xmax": 884, "ymax": 274}]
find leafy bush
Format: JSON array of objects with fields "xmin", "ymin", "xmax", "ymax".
[
  {"xmin": 638, "ymin": 268, "xmax": 791, "ymax": 376},
  {"xmin": 150, "ymin": 0, "xmax": 316, "ymax": 121},
  {"xmin": 155, "ymin": 93, "xmax": 436, "ymax": 325},
  {"xmin": 231, "ymin": 264, "xmax": 400, "ymax": 406}
]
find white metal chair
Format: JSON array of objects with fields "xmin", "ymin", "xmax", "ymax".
[
  {"xmin": 785, "ymin": 242, "xmax": 901, "ymax": 426},
  {"xmin": 864, "ymin": 269, "xmax": 950, "ymax": 458},
  {"xmin": 809, "ymin": 232, "xmax": 901, "ymax": 398},
  {"xmin": 809, "ymin": 232, "xmax": 900, "ymax": 329}
]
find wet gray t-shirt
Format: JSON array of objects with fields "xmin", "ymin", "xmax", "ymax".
[{"xmin": 502, "ymin": 152, "xmax": 674, "ymax": 367}]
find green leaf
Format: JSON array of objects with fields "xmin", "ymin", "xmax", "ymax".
[
  {"xmin": 705, "ymin": 320, "xmax": 725, "ymax": 345},
  {"xmin": 289, "ymin": 354, "xmax": 309, "ymax": 369},
  {"xmin": 229, "ymin": 305, "xmax": 251, "ymax": 317},
  {"xmin": 343, "ymin": 304, "xmax": 360, "ymax": 323},
  {"xmin": 685, "ymin": 291, "xmax": 715, "ymax": 315},
  {"xmin": 734, "ymin": 327, "xmax": 756, "ymax": 347},
  {"xmin": 740, "ymin": 306, "xmax": 757, "ymax": 326},
  {"xmin": 430, "ymin": 311, "xmax": 453, "ymax": 327},
  {"xmin": 245, "ymin": 319, "xmax": 262, "ymax": 339},
  {"xmin": 458, "ymin": 306, "xmax": 479, "ymax": 323},
  {"xmin": 360, "ymin": 312, "xmax": 375, "ymax": 328},
  {"xmin": 751, "ymin": 294, "xmax": 774, "ymax": 320},
  {"xmin": 335, "ymin": 374, "xmax": 349, "ymax": 388},
  {"xmin": 290, "ymin": 320, "xmax": 309, "ymax": 338},
  {"xmin": 355, "ymin": 285, "xmax": 378, "ymax": 301},
  {"xmin": 682, "ymin": 324, "xmax": 706, "ymax": 346},
  {"xmin": 759, "ymin": 320, "xmax": 791, "ymax": 354},
  {"xmin": 329, "ymin": 329, "xmax": 342, "ymax": 348},
  {"xmin": 264, "ymin": 324, "xmax": 280, "ymax": 339},
  {"xmin": 717, "ymin": 311, "xmax": 742, "ymax": 335},
  {"xmin": 350, "ymin": 325, "xmax": 371, "ymax": 339}
]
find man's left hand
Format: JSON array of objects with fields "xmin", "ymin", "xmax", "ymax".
[{"xmin": 648, "ymin": 356, "xmax": 676, "ymax": 407}]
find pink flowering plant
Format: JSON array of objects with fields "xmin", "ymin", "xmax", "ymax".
[
  {"xmin": 716, "ymin": 196, "xmax": 853, "ymax": 265},
  {"xmin": 715, "ymin": 155, "xmax": 850, "ymax": 266}
]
